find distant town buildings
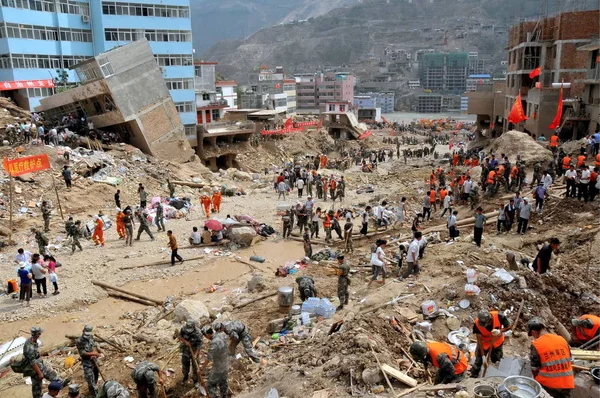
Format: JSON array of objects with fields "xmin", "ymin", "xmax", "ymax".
[
  {"xmin": 294, "ymin": 72, "xmax": 355, "ymax": 110},
  {"xmin": 215, "ymin": 81, "xmax": 238, "ymax": 111},
  {"xmin": 417, "ymin": 94, "xmax": 442, "ymax": 113},
  {"xmin": 354, "ymin": 92, "xmax": 395, "ymax": 113},
  {"xmin": 466, "ymin": 74, "xmax": 492, "ymax": 92},
  {"xmin": 420, "ymin": 52, "xmax": 468, "ymax": 94},
  {"xmin": 238, "ymin": 67, "xmax": 296, "ymax": 114}
]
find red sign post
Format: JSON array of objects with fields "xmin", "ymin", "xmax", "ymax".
[{"xmin": 3, "ymin": 154, "xmax": 63, "ymax": 243}]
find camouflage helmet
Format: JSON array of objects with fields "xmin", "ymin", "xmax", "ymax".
[
  {"xmin": 83, "ymin": 325, "xmax": 93, "ymax": 336},
  {"xmin": 201, "ymin": 326, "xmax": 214, "ymax": 336},
  {"xmin": 184, "ymin": 319, "xmax": 196, "ymax": 329},
  {"xmin": 477, "ymin": 310, "xmax": 492, "ymax": 326},
  {"xmin": 68, "ymin": 384, "xmax": 80, "ymax": 395},
  {"xmin": 30, "ymin": 326, "xmax": 43, "ymax": 336},
  {"xmin": 527, "ymin": 317, "xmax": 546, "ymax": 336},
  {"xmin": 212, "ymin": 321, "xmax": 223, "ymax": 331},
  {"xmin": 409, "ymin": 341, "xmax": 428, "ymax": 361}
]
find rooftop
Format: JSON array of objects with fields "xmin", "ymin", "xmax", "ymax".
[{"xmin": 216, "ymin": 80, "xmax": 237, "ymax": 86}]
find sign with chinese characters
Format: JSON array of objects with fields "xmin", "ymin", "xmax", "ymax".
[
  {"xmin": 261, "ymin": 127, "xmax": 304, "ymax": 136},
  {"xmin": 3, "ymin": 154, "xmax": 51, "ymax": 176},
  {"xmin": 0, "ymin": 79, "xmax": 55, "ymax": 91}
]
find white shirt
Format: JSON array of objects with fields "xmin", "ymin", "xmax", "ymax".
[
  {"xmin": 581, "ymin": 170, "xmax": 591, "ymax": 184},
  {"xmin": 443, "ymin": 195, "xmax": 451, "ymax": 209},
  {"xmin": 565, "ymin": 170, "xmax": 577, "ymax": 180},
  {"xmin": 542, "ymin": 174, "xmax": 553, "ymax": 189},
  {"xmin": 408, "ymin": 239, "xmax": 420, "ymax": 263},
  {"xmin": 42, "ymin": 394, "xmax": 54, "ymax": 398},
  {"xmin": 190, "ymin": 231, "xmax": 201, "ymax": 244},
  {"xmin": 296, "ymin": 179, "xmax": 305, "ymax": 189},
  {"xmin": 312, "ymin": 213, "xmax": 320, "ymax": 222},
  {"xmin": 15, "ymin": 251, "xmax": 31, "ymax": 264},
  {"xmin": 370, "ymin": 246, "xmax": 385, "ymax": 267},
  {"xmin": 361, "ymin": 210, "xmax": 369, "ymax": 223},
  {"xmin": 463, "ymin": 180, "xmax": 472, "ymax": 194},
  {"xmin": 447, "ymin": 214, "xmax": 457, "ymax": 227},
  {"xmin": 396, "ymin": 202, "xmax": 405, "ymax": 216}
]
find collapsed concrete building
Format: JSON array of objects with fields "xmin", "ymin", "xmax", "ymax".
[{"xmin": 36, "ymin": 39, "xmax": 195, "ymax": 163}]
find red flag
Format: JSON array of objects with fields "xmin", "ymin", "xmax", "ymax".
[
  {"xmin": 529, "ymin": 67, "xmax": 541, "ymax": 79},
  {"xmin": 284, "ymin": 118, "xmax": 293, "ymax": 129},
  {"xmin": 548, "ymin": 84, "xmax": 563, "ymax": 130},
  {"xmin": 508, "ymin": 93, "xmax": 528, "ymax": 124}
]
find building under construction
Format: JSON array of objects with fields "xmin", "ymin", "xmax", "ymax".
[{"xmin": 420, "ymin": 53, "xmax": 468, "ymax": 94}]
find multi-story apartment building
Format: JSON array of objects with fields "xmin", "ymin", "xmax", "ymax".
[
  {"xmin": 215, "ymin": 80, "xmax": 237, "ymax": 111},
  {"xmin": 0, "ymin": 0, "xmax": 196, "ymax": 135},
  {"xmin": 420, "ymin": 53, "xmax": 468, "ymax": 94},
  {"xmin": 295, "ymin": 72, "xmax": 355, "ymax": 110}
]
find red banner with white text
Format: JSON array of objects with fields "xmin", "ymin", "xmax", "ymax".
[{"xmin": 0, "ymin": 79, "xmax": 54, "ymax": 91}]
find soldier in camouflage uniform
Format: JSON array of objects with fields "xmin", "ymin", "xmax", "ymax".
[
  {"xmin": 76, "ymin": 325, "xmax": 101, "ymax": 396},
  {"xmin": 201, "ymin": 327, "xmax": 229, "ymax": 398},
  {"xmin": 337, "ymin": 177, "xmax": 345, "ymax": 202},
  {"xmin": 23, "ymin": 327, "xmax": 69, "ymax": 398},
  {"xmin": 65, "ymin": 217, "xmax": 75, "ymax": 243},
  {"xmin": 131, "ymin": 361, "xmax": 162, "ymax": 398},
  {"xmin": 167, "ymin": 179, "xmax": 175, "ymax": 198},
  {"xmin": 135, "ymin": 208, "xmax": 155, "ymax": 241},
  {"xmin": 315, "ymin": 176, "xmax": 323, "ymax": 199},
  {"xmin": 295, "ymin": 275, "xmax": 317, "ymax": 301},
  {"xmin": 336, "ymin": 255, "xmax": 350, "ymax": 310},
  {"xmin": 41, "ymin": 200, "xmax": 51, "ymax": 232},
  {"xmin": 530, "ymin": 161, "xmax": 542, "ymax": 188},
  {"xmin": 213, "ymin": 320, "xmax": 260, "ymax": 363},
  {"xmin": 31, "ymin": 227, "xmax": 49, "ymax": 256},
  {"xmin": 71, "ymin": 221, "xmax": 83, "ymax": 253},
  {"xmin": 97, "ymin": 380, "xmax": 130, "ymax": 398},
  {"xmin": 178, "ymin": 319, "xmax": 203, "ymax": 385}
]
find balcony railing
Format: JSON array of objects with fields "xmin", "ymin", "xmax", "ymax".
[{"xmin": 586, "ymin": 68, "xmax": 600, "ymax": 81}]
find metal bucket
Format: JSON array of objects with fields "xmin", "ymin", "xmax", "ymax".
[
  {"xmin": 502, "ymin": 376, "xmax": 542, "ymax": 398},
  {"xmin": 277, "ymin": 286, "xmax": 294, "ymax": 307},
  {"xmin": 290, "ymin": 305, "xmax": 301, "ymax": 315},
  {"xmin": 474, "ymin": 384, "xmax": 497, "ymax": 398}
]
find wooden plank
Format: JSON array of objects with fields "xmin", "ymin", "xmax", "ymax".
[
  {"xmin": 380, "ymin": 364, "xmax": 418, "ymax": 387},
  {"xmin": 571, "ymin": 349, "xmax": 600, "ymax": 360},
  {"xmin": 398, "ymin": 383, "xmax": 428, "ymax": 397},
  {"xmin": 419, "ymin": 383, "xmax": 459, "ymax": 392}
]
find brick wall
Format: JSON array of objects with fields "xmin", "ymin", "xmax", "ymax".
[{"xmin": 555, "ymin": 10, "xmax": 600, "ymax": 40}]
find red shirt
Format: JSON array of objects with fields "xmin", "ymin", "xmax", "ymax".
[
  {"xmin": 277, "ymin": 175, "xmax": 284, "ymax": 184},
  {"xmin": 591, "ymin": 171, "xmax": 598, "ymax": 183}
]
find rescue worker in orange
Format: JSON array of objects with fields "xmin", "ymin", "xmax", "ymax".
[
  {"xmin": 429, "ymin": 189, "xmax": 437, "ymax": 212},
  {"xmin": 409, "ymin": 341, "xmax": 468, "ymax": 384},
  {"xmin": 212, "ymin": 189, "xmax": 222, "ymax": 213},
  {"xmin": 470, "ymin": 310, "xmax": 511, "ymax": 377},
  {"xmin": 329, "ymin": 178, "xmax": 337, "ymax": 201},
  {"xmin": 528, "ymin": 317, "xmax": 574, "ymax": 398},
  {"xmin": 320, "ymin": 154, "xmax": 327, "ymax": 168},
  {"xmin": 570, "ymin": 314, "xmax": 600, "ymax": 347},
  {"xmin": 550, "ymin": 132, "xmax": 559, "ymax": 154},
  {"xmin": 323, "ymin": 210, "xmax": 334, "ymax": 244},
  {"xmin": 509, "ymin": 164, "xmax": 520, "ymax": 190},
  {"xmin": 116, "ymin": 209, "xmax": 126, "ymax": 240},
  {"xmin": 463, "ymin": 158, "xmax": 471, "ymax": 167},
  {"xmin": 92, "ymin": 215, "xmax": 104, "ymax": 246},
  {"xmin": 576, "ymin": 154, "xmax": 586, "ymax": 167},
  {"xmin": 562, "ymin": 154, "xmax": 572, "ymax": 171},
  {"xmin": 200, "ymin": 192, "xmax": 212, "ymax": 217},
  {"xmin": 430, "ymin": 170, "xmax": 437, "ymax": 189},
  {"xmin": 452, "ymin": 152, "xmax": 459, "ymax": 167},
  {"xmin": 471, "ymin": 156, "xmax": 479, "ymax": 167},
  {"xmin": 487, "ymin": 168, "xmax": 497, "ymax": 191}
]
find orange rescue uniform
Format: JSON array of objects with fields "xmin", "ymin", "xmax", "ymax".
[
  {"xmin": 428, "ymin": 342, "xmax": 468, "ymax": 375},
  {"xmin": 577, "ymin": 155, "xmax": 585, "ymax": 167},
  {"xmin": 562, "ymin": 156, "xmax": 571, "ymax": 170},
  {"xmin": 596, "ymin": 153, "xmax": 600, "ymax": 167},
  {"xmin": 532, "ymin": 334, "xmax": 574, "ymax": 390},
  {"xmin": 200, "ymin": 195, "xmax": 212, "ymax": 217},
  {"xmin": 92, "ymin": 217, "xmax": 104, "ymax": 246},
  {"xmin": 572, "ymin": 314, "xmax": 600, "ymax": 344},
  {"xmin": 452, "ymin": 154, "xmax": 459, "ymax": 166},
  {"xmin": 550, "ymin": 135, "xmax": 559, "ymax": 147},
  {"xmin": 116, "ymin": 211, "xmax": 126, "ymax": 239},
  {"xmin": 487, "ymin": 170, "xmax": 496, "ymax": 184},
  {"xmin": 429, "ymin": 190, "xmax": 436, "ymax": 204},
  {"xmin": 212, "ymin": 191, "xmax": 222, "ymax": 213},
  {"xmin": 475, "ymin": 311, "xmax": 506, "ymax": 351},
  {"xmin": 439, "ymin": 189, "xmax": 448, "ymax": 201}
]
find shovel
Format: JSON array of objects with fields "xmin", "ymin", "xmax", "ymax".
[
  {"xmin": 185, "ymin": 342, "xmax": 207, "ymax": 396},
  {"xmin": 190, "ymin": 352, "xmax": 207, "ymax": 396}
]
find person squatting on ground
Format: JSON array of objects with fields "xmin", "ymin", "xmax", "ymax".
[
  {"xmin": 130, "ymin": 361, "xmax": 163, "ymax": 398},
  {"xmin": 296, "ymin": 275, "xmax": 317, "ymax": 301}
]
